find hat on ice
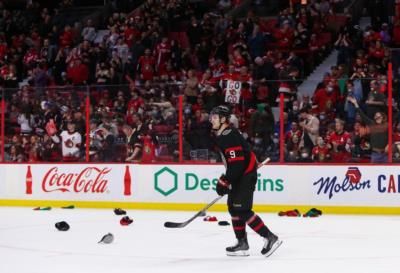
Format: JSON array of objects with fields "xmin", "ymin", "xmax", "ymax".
[
  {"xmin": 120, "ymin": 216, "xmax": 133, "ymax": 226},
  {"xmin": 114, "ymin": 208, "xmax": 127, "ymax": 215},
  {"xmin": 98, "ymin": 233, "xmax": 114, "ymax": 244},
  {"xmin": 55, "ymin": 221, "xmax": 70, "ymax": 231}
]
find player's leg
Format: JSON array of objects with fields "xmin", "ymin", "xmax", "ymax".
[
  {"xmin": 226, "ymin": 195, "xmax": 249, "ymax": 256},
  {"xmin": 233, "ymin": 173, "xmax": 282, "ymax": 257}
]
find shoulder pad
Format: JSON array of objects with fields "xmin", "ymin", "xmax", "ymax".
[{"xmin": 222, "ymin": 129, "xmax": 231, "ymax": 135}]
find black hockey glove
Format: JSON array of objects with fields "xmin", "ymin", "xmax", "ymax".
[{"xmin": 216, "ymin": 175, "xmax": 230, "ymax": 196}]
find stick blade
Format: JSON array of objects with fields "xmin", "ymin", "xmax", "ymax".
[{"xmin": 164, "ymin": 221, "xmax": 186, "ymax": 228}]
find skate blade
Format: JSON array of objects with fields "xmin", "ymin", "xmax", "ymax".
[
  {"xmin": 226, "ymin": 250, "xmax": 250, "ymax": 257},
  {"xmin": 263, "ymin": 239, "xmax": 282, "ymax": 258}
]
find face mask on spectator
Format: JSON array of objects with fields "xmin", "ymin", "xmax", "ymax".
[
  {"xmin": 273, "ymin": 138, "xmax": 279, "ymax": 144},
  {"xmin": 254, "ymin": 137, "xmax": 262, "ymax": 144},
  {"xmin": 292, "ymin": 105, "xmax": 298, "ymax": 112},
  {"xmin": 301, "ymin": 152, "xmax": 309, "ymax": 158},
  {"xmin": 319, "ymin": 114, "xmax": 326, "ymax": 120},
  {"xmin": 327, "ymin": 87, "xmax": 333, "ymax": 92},
  {"xmin": 288, "ymin": 151, "xmax": 297, "ymax": 161}
]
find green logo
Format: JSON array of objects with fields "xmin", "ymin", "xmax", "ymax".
[{"xmin": 154, "ymin": 167, "xmax": 178, "ymax": 196}]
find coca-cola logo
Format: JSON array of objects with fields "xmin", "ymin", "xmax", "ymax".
[{"xmin": 42, "ymin": 167, "xmax": 111, "ymax": 193}]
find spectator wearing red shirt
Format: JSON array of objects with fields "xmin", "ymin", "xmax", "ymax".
[
  {"xmin": 126, "ymin": 90, "xmax": 145, "ymax": 115},
  {"xmin": 12, "ymin": 34, "xmax": 25, "ymax": 49},
  {"xmin": 23, "ymin": 47, "xmax": 39, "ymax": 68},
  {"xmin": 363, "ymin": 28, "xmax": 382, "ymax": 46},
  {"xmin": 137, "ymin": 48, "xmax": 156, "ymax": 81},
  {"xmin": 237, "ymin": 66, "xmax": 253, "ymax": 84},
  {"xmin": 285, "ymin": 122, "xmax": 302, "ymax": 143},
  {"xmin": 377, "ymin": 74, "xmax": 388, "ymax": 94},
  {"xmin": 274, "ymin": 20, "xmax": 294, "ymax": 48},
  {"xmin": 232, "ymin": 49, "xmax": 247, "ymax": 70},
  {"xmin": 155, "ymin": 37, "xmax": 171, "ymax": 74},
  {"xmin": 141, "ymin": 133, "xmax": 156, "ymax": 163},
  {"xmin": 240, "ymin": 82, "xmax": 252, "ymax": 109},
  {"xmin": 0, "ymin": 63, "xmax": 9, "ymax": 79},
  {"xmin": 313, "ymin": 80, "xmax": 339, "ymax": 115},
  {"xmin": 59, "ymin": 25, "xmax": 73, "ymax": 48},
  {"xmin": 159, "ymin": 62, "xmax": 180, "ymax": 81},
  {"xmin": 124, "ymin": 19, "xmax": 141, "ymax": 47},
  {"xmin": 220, "ymin": 64, "xmax": 239, "ymax": 83},
  {"xmin": 312, "ymin": 136, "xmax": 331, "ymax": 162},
  {"xmin": 66, "ymin": 59, "xmax": 89, "ymax": 85},
  {"xmin": 255, "ymin": 83, "xmax": 269, "ymax": 104},
  {"xmin": 368, "ymin": 40, "xmax": 385, "ymax": 64},
  {"xmin": 191, "ymin": 96, "xmax": 206, "ymax": 114},
  {"xmin": 326, "ymin": 118, "xmax": 352, "ymax": 162}
]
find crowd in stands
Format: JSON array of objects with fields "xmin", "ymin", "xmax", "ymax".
[{"xmin": 0, "ymin": 0, "xmax": 398, "ymax": 163}]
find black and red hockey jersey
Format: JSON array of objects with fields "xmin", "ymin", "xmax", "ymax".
[{"xmin": 214, "ymin": 126, "xmax": 257, "ymax": 185}]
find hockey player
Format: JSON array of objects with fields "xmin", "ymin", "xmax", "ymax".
[{"xmin": 209, "ymin": 105, "xmax": 282, "ymax": 257}]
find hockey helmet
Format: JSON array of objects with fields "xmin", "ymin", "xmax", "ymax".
[{"xmin": 210, "ymin": 105, "xmax": 231, "ymax": 120}]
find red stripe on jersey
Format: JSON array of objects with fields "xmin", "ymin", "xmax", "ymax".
[
  {"xmin": 231, "ymin": 216, "xmax": 240, "ymax": 221},
  {"xmin": 244, "ymin": 152, "xmax": 256, "ymax": 174},
  {"xmin": 225, "ymin": 146, "xmax": 243, "ymax": 152},
  {"xmin": 227, "ymin": 157, "xmax": 244, "ymax": 162}
]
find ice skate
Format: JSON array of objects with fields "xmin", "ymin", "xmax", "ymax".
[
  {"xmin": 226, "ymin": 237, "xmax": 249, "ymax": 256},
  {"xmin": 261, "ymin": 232, "xmax": 282, "ymax": 257}
]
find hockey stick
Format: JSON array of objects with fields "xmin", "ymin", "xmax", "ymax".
[{"xmin": 164, "ymin": 157, "xmax": 271, "ymax": 228}]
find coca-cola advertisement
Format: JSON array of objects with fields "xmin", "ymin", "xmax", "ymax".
[
  {"xmin": 42, "ymin": 166, "xmax": 111, "ymax": 193},
  {"xmin": 15, "ymin": 165, "xmax": 133, "ymax": 200}
]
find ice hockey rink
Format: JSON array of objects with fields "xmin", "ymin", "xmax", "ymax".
[{"xmin": 0, "ymin": 207, "xmax": 399, "ymax": 273}]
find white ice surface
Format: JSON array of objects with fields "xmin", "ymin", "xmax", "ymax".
[{"xmin": 0, "ymin": 207, "xmax": 399, "ymax": 273}]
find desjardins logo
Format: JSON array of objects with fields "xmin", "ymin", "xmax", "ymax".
[{"xmin": 154, "ymin": 167, "xmax": 284, "ymax": 196}]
